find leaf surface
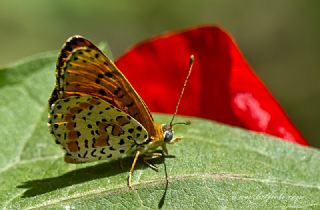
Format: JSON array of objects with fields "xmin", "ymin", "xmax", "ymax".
[{"xmin": 0, "ymin": 53, "xmax": 319, "ymax": 210}]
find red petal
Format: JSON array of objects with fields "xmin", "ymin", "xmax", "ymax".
[{"xmin": 116, "ymin": 26, "xmax": 308, "ymax": 146}]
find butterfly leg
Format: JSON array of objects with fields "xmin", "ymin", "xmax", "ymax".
[
  {"xmin": 128, "ymin": 150, "xmax": 141, "ymax": 189},
  {"xmin": 168, "ymin": 136, "xmax": 183, "ymax": 144},
  {"xmin": 143, "ymin": 160, "xmax": 159, "ymax": 172},
  {"xmin": 144, "ymin": 152, "xmax": 163, "ymax": 159},
  {"xmin": 143, "ymin": 152, "xmax": 163, "ymax": 172}
]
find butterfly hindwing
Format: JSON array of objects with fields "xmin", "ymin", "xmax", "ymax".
[
  {"xmin": 50, "ymin": 36, "xmax": 157, "ymax": 137},
  {"xmin": 49, "ymin": 95, "xmax": 149, "ymax": 163}
]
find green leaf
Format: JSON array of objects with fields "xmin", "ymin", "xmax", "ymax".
[{"xmin": 0, "ymin": 52, "xmax": 319, "ymax": 210}]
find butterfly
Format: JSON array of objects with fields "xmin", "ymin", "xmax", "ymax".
[{"xmin": 48, "ymin": 36, "xmax": 193, "ymax": 188}]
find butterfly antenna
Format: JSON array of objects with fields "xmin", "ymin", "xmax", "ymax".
[{"xmin": 169, "ymin": 55, "xmax": 194, "ymax": 127}]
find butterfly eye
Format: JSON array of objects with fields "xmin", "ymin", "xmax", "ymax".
[{"xmin": 164, "ymin": 130, "xmax": 174, "ymax": 142}]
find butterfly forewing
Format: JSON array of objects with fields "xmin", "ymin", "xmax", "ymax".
[
  {"xmin": 49, "ymin": 96, "xmax": 148, "ymax": 163},
  {"xmin": 50, "ymin": 36, "xmax": 156, "ymax": 137}
]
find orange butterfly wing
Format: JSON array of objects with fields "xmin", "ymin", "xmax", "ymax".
[{"xmin": 49, "ymin": 36, "xmax": 157, "ymax": 137}]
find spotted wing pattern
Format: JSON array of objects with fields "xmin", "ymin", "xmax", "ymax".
[
  {"xmin": 49, "ymin": 36, "xmax": 156, "ymax": 137},
  {"xmin": 49, "ymin": 95, "xmax": 148, "ymax": 163}
]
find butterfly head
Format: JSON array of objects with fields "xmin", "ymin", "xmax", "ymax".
[
  {"xmin": 160, "ymin": 121, "xmax": 191, "ymax": 154},
  {"xmin": 163, "ymin": 121, "xmax": 191, "ymax": 143}
]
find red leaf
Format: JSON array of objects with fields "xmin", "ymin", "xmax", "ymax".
[{"xmin": 116, "ymin": 25, "xmax": 308, "ymax": 146}]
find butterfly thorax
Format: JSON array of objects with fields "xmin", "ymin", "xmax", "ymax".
[
  {"xmin": 138, "ymin": 123, "xmax": 164, "ymax": 152},
  {"xmin": 138, "ymin": 123, "xmax": 175, "ymax": 156}
]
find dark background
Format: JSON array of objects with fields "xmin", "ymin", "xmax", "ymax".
[{"xmin": 0, "ymin": 1, "xmax": 319, "ymax": 147}]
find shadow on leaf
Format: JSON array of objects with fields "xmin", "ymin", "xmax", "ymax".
[
  {"xmin": 17, "ymin": 157, "xmax": 132, "ymax": 197},
  {"xmin": 17, "ymin": 154, "xmax": 173, "ymax": 199}
]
